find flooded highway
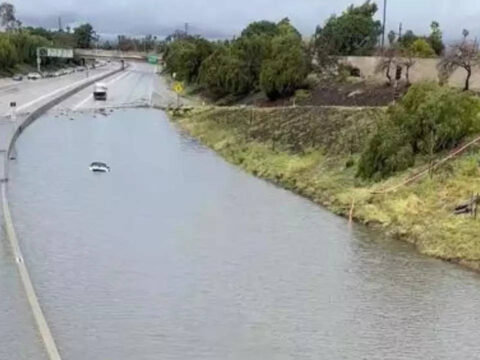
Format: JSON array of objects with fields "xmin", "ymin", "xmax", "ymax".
[{"xmin": 5, "ymin": 105, "xmax": 480, "ymax": 360}]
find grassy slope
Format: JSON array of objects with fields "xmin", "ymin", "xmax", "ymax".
[{"xmin": 170, "ymin": 106, "xmax": 480, "ymax": 269}]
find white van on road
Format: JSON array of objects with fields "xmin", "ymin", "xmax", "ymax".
[{"xmin": 93, "ymin": 82, "xmax": 108, "ymax": 101}]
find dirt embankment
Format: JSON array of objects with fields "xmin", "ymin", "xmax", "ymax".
[
  {"xmin": 239, "ymin": 80, "xmax": 408, "ymax": 108},
  {"xmin": 170, "ymin": 106, "xmax": 480, "ymax": 270}
]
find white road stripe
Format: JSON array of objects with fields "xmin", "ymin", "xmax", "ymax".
[
  {"xmin": 72, "ymin": 70, "xmax": 131, "ymax": 111},
  {"xmin": 5, "ymin": 69, "xmax": 111, "ymax": 116},
  {"xmin": 148, "ymin": 65, "xmax": 155, "ymax": 106}
]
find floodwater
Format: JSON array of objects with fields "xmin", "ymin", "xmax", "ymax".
[{"xmin": 6, "ymin": 108, "xmax": 480, "ymax": 359}]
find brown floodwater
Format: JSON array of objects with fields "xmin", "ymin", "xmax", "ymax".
[{"xmin": 5, "ymin": 108, "xmax": 480, "ymax": 359}]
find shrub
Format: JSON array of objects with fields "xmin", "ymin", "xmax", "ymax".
[
  {"xmin": 260, "ymin": 34, "xmax": 309, "ymax": 100},
  {"xmin": 0, "ymin": 36, "xmax": 18, "ymax": 71},
  {"xmin": 356, "ymin": 118, "xmax": 414, "ymax": 180},
  {"xmin": 164, "ymin": 37, "xmax": 215, "ymax": 83},
  {"xmin": 357, "ymin": 82, "xmax": 480, "ymax": 179},
  {"xmin": 409, "ymin": 38, "xmax": 436, "ymax": 58},
  {"xmin": 199, "ymin": 45, "xmax": 253, "ymax": 97},
  {"xmin": 9, "ymin": 32, "xmax": 50, "ymax": 65}
]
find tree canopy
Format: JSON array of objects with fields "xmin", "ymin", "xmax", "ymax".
[
  {"xmin": 166, "ymin": 18, "xmax": 308, "ymax": 101},
  {"xmin": 74, "ymin": 23, "xmax": 97, "ymax": 49},
  {"xmin": 0, "ymin": 2, "xmax": 20, "ymax": 30},
  {"xmin": 428, "ymin": 21, "xmax": 444, "ymax": 56},
  {"xmin": 409, "ymin": 38, "xmax": 436, "ymax": 58},
  {"xmin": 240, "ymin": 20, "xmax": 279, "ymax": 38},
  {"xmin": 315, "ymin": 0, "xmax": 382, "ymax": 55},
  {"xmin": 260, "ymin": 33, "xmax": 310, "ymax": 100}
]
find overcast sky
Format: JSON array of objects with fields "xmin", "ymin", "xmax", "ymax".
[{"xmin": 11, "ymin": 0, "xmax": 480, "ymax": 41}]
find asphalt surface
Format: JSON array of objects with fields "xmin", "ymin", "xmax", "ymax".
[
  {"xmin": 0, "ymin": 62, "xmax": 121, "ymax": 360},
  {"xmin": 54, "ymin": 62, "xmax": 183, "ymax": 112},
  {"xmin": 0, "ymin": 64, "xmax": 118, "ymax": 117}
]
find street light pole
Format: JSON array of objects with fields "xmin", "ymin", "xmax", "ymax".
[{"xmin": 382, "ymin": 0, "xmax": 387, "ymax": 50}]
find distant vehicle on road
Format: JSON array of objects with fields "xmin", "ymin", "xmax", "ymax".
[
  {"xmin": 53, "ymin": 71, "xmax": 63, "ymax": 77},
  {"xmin": 93, "ymin": 82, "xmax": 107, "ymax": 101},
  {"xmin": 12, "ymin": 74, "xmax": 23, "ymax": 81},
  {"xmin": 76, "ymin": 66, "xmax": 85, "ymax": 72},
  {"xmin": 44, "ymin": 72, "xmax": 55, "ymax": 78},
  {"xmin": 89, "ymin": 162, "xmax": 110, "ymax": 173},
  {"xmin": 27, "ymin": 72, "xmax": 42, "ymax": 80}
]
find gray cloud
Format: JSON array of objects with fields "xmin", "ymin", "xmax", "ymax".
[{"xmin": 11, "ymin": 0, "xmax": 480, "ymax": 41}]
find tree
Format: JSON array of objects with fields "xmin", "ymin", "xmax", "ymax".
[
  {"xmin": 199, "ymin": 44, "xmax": 252, "ymax": 97},
  {"xmin": 438, "ymin": 31, "xmax": 480, "ymax": 91},
  {"xmin": 409, "ymin": 39, "xmax": 435, "ymax": 58},
  {"xmin": 400, "ymin": 47, "xmax": 416, "ymax": 86},
  {"xmin": 277, "ymin": 17, "xmax": 302, "ymax": 39},
  {"xmin": 8, "ymin": 31, "xmax": 50, "ymax": 65},
  {"xmin": 375, "ymin": 47, "xmax": 399, "ymax": 85},
  {"xmin": 397, "ymin": 38, "xmax": 435, "ymax": 87},
  {"xmin": 0, "ymin": 36, "xmax": 17, "ymax": 69},
  {"xmin": 241, "ymin": 20, "xmax": 279, "ymax": 38},
  {"xmin": 52, "ymin": 31, "xmax": 76, "ymax": 48},
  {"xmin": 388, "ymin": 30, "xmax": 396, "ymax": 46},
  {"xmin": 315, "ymin": 0, "xmax": 382, "ymax": 56},
  {"xmin": 164, "ymin": 37, "xmax": 215, "ymax": 83},
  {"xmin": 398, "ymin": 30, "xmax": 417, "ymax": 48},
  {"xmin": 428, "ymin": 21, "xmax": 444, "ymax": 56},
  {"xmin": 25, "ymin": 26, "xmax": 53, "ymax": 40},
  {"xmin": 165, "ymin": 30, "xmax": 189, "ymax": 43},
  {"xmin": 232, "ymin": 34, "xmax": 270, "ymax": 89},
  {"xmin": 260, "ymin": 33, "xmax": 310, "ymax": 100},
  {"xmin": 73, "ymin": 23, "xmax": 97, "ymax": 49},
  {"xmin": 0, "ymin": 2, "xmax": 20, "ymax": 30}
]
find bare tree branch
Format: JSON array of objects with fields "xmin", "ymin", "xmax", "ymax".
[{"xmin": 438, "ymin": 33, "xmax": 480, "ymax": 91}]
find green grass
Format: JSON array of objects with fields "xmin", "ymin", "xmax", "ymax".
[{"xmin": 170, "ymin": 106, "xmax": 480, "ymax": 268}]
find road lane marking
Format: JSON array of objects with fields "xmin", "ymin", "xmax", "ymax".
[
  {"xmin": 2, "ymin": 184, "xmax": 62, "ymax": 360},
  {"xmin": 149, "ymin": 65, "xmax": 155, "ymax": 106},
  {"xmin": 5, "ymin": 68, "xmax": 112, "ymax": 116},
  {"xmin": 72, "ymin": 70, "xmax": 131, "ymax": 111}
]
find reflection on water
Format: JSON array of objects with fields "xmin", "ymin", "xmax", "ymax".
[{"xmin": 7, "ymin": 108, "xmax": 480, "ymax": 360}]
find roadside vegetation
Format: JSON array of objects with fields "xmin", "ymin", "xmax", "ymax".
[
  {"xmin": 160, "ymin": 0, "xmax": 451, "ymax": 106},
  {"xmin": 358, "ymin": 83, "xmax": 480, "ymax": 180},
  {"xmin": 162, "ymin": 18, "xmax": 311, "ymax": 102},
  {"xmin": 162, "ymin": 2, "xmax": 480, "ymax": 272},
  {"xmin": 0, "ymin": 2, "xmax": 99, "ymax": 75}
]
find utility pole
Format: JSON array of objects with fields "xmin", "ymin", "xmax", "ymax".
[
  {"xmin": 398, "ymin": 22, "xmax": 403, "ymax": 40},
  {"xmin": 184, "ymin": 22, "xmax": 189, "ymax": 35},
  {"xmin": 381, "ymin": 0, "xmax": 387, "ymax": 50},
  {"xmin": 36, "ymin": 47, "xmax": 41, "ymax": 73},
  {"xmin": 58, "ymin": 17, "xmax": 62, "ymax": 32}
]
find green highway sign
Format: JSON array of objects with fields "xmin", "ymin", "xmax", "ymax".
[{"xmin": 148, "ymin": 55, "xmax": 158, "ymax": 64}]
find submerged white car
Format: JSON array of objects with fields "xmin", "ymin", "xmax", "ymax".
[{"xmin": 89, "ymin": 162, "xmax": 110, "ymax": 173}]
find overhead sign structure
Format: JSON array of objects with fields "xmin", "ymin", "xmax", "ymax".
[
  {"xmin": 46, "ymin": 48, "xmax": 74, "ymax": 59},
  {"xmin": 36, "ymin": 47, "xmax": 74, "ymax": 72}
]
